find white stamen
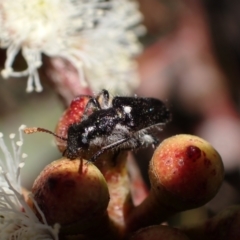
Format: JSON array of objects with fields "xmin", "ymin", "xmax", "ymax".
[
  {"xmin": 21, "ymin": 153, "xmax": 28, "ymax": 159},
  {"xmin": 18, "ymin": 162, "xmax": 25, "ymax": 168},
  {"xmin": 0, "ymin": 0, "xmax": 145, "ymax": 94},
  {"xmin": 19, "ymin": 125, "xmax": 27, "ymax": 130},
  {"xmin": 0, "ymin": 127, "xmax": 59, "ymax": 239},
  {"xmin": 9, "ymin": 134, "xmax": 15, "ymax": 139},
  {"xmin": 16, "ymin": 141, "xmax": 23, "ymax": 147}
]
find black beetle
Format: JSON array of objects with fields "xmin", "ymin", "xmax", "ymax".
[{"xmin": 24, "ymin": 90, "xmax": 170, "ymax": 162}]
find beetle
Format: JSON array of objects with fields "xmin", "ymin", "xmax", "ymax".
[{"xmin": 24, "ymin": 90, "xmax": 171, "ymax": 162}]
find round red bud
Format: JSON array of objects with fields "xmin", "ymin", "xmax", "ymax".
[
  {"xmin": 149, "ymin": 134, "xmax": 224, "ymax": 210},
  {"xmin": 55, "ymin": 96, "xmax": 90, "ymax": 152},
  {"xmin": 32, "ymin": 158, "xmax": 109, "ymax": 226}
]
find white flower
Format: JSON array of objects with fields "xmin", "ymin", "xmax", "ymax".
[
  {"xmin": 82, "ymin": 1, "xmax": 146, "ymax": 95},
  {"xmin": 0, "ymin": 125, "xmax": 59, "ymax": 240},
  {"xmin": 0, "ymin": 0, "xmax": 145, "ymax": 93}
]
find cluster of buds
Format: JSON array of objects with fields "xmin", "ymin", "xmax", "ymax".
[
  {"xmin": 1, "ymin": 1, "xmax": 238, "ymax": 239},
  {"xmin": 23, "ymin": 95, "xmax": 230, "ymax": 240}
]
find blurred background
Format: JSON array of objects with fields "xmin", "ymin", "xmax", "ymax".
[{"xmin": 1, "ymin": 0, "xmax": 240, "ymax": 228}]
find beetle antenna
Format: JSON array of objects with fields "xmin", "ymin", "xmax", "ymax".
[{"xmin": 24, "ymin": 127, "xmax": 68, "ymax": 141}]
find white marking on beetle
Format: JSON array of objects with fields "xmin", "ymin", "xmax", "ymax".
[{"xmin": 123, "ymin": 106, "xmax": 132, "ymax": 114}]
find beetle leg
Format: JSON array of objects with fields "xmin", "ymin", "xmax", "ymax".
[
  {"xmin": 89, "ymin": 136, "xmax": 143, "ymax": 162},
  {"xmin": 96, "ymin": 89, "xmax": 111, "ymax": 109},
  {"xmin": 82, "ymin": 97, "xmax": 102, "ymax": 120},
  {"xmin": 90, "ymin": 137, "xmax": 131, "ymax": 162},
  {"xmin": 83, "ymin": 89, "xmax": 110, "ymax": 120}
]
